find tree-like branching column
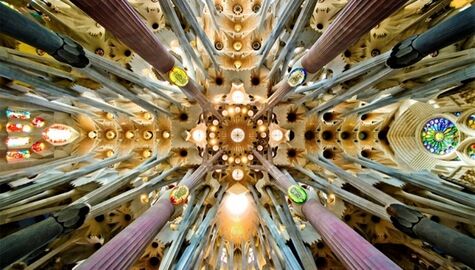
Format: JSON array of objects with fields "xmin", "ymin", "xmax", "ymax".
[
  {"xmin": 70, "ymin": 0, "xmax": 222, "ymax": 118},
  {"xmin": 388, "ymin": 204, "xmax": 475, "ymax": 269},
  {"xmin": 76, "ymin": 153, "xmax": 221, "ymax": 269},
  {"xmin": 0, "ymin": 203, "xmax": 90, "ymax": 269},
  {"xmin": 254, "ymin": 0, "xmax": 408, "ymax": 119},
  {"xmin": 0, "ymin": 3, "xmax": 88, "ymax": 68},
  {"xmin": 387, "ymin": 5, "xmax": 475, "ymax": 68}
]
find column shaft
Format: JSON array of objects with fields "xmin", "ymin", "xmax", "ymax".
[
  {"xmin": 301, "ymin": 0, "xmax": 407, "ymax": 73},
  {"xmin": 302, "ymin": 199, "xmax": 401, "ymax": 270},
  {"xmin": 0, "ymin": 218, "xmax": 62, "ymax": 268},
  {"xmin": 70, "ymin": 0, "xmax": 175, "ymax": 73},
  {"xmin": 77, "ymin": 198, "xmax": 174, "ymax": 270},
  {"xmin": 257, "ymin": 0, "xmax": 407, "ymax": 118}
]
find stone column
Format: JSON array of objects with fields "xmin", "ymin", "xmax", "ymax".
[
  {"xmin": 257, "ymin": 0, "xmax": 407, "ymax": 118},
  {"xmin": 388, "ymin": 204, "xmax": 475, "ymax": 268},
  {"xmin": 301, "ymin": 0, "xmax": 407, "ymax": 73},
  {"xmin": 180, "ymin": 151, "xmax": 223, "ymax": 188},
  {"xmin": 387, "ymin": 5, "xmax": 475, "ymax": 68},
  {"xmin": 70, "ymin": 0, "xmax": 221, "ymax": 117},
  {"xmin": 0, "ymin": 203, "xmax": 89, "ymax": 269},
  {"xmin": 252, "ymin": 150, "xmax": 294, "ymax": 190},
  {"xmin": 253, "ymin": 151, "xmax": 399, "ymax": 269},
  {"xmin": 302, "ymin": 199, "xmax": 401, "ymax": 270},
  {"xmin": 76, "ymin": 198, "xmax": 174, "ymax": 270},
  {"xmin": 70, "ymin": 0, "xmax": 174, "ymax": 73},
  {"xmin": 77, "ymin": 153, "xmax": 221, "ymax": 269},
  {"xmin": 0, "ymin": 3, "xmax": 88, "ymax": 68}
]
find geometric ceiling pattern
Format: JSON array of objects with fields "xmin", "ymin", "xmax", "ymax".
[{"xmin": 0, "ymin": 0, "xmax": 474, "ymax": 269}]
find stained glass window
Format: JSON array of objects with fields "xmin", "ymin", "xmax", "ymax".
[
  {"xmin": 467, "ymin": 143, "xmax": 475, "ymax": 160},
  {"xmin": 6, "ymin": 150, "xmax": 31, "ymax": 162},
  {"xmin": 6, "ymin": 137, "xmax": 31, "ymax": 148},
  {"xmin": 42, "ymin": 124, "xmax": 79, "ymax": 146},
  {"xmin": 421, "ymin": 117, "xmax": 460, "ymax": 155},
  {"xmin": 31, "ymin": 117, "xmax": 46, "ymax": 128},
  {"xmin": 6, "ymin": 108, "xmax": 30, "ymax": 120},
  {"xmin": 31, "ymin": 141, "xmax": 46, "ymax": 153},
  {"xmin": 467, "ymin": 114, "xmax": 475, "ymax": 130},
  {"xmin": 6, "ymin": 123, "xmax": 32, "ymax": 133}
]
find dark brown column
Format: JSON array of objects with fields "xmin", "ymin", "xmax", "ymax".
[
  {"xmin": 70, "ymin": 0, "xmax": 175, "ymax": 73},
  {"xmin": 70, "ymin": 0, "xmax": 222, "ymax": 118},
  {"xmin": 301, "ymin": 0, "xmax": 407, "ymax": 73},
  {"xmin": 256, "ymin": 0, "xmax": 408, "ymax": 118}
]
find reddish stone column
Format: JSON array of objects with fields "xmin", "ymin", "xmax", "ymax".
[
  {"xmin": 302, "ymin": 199, "xmax": 401, "ymax": 270},
  {"xmin": 301, "ymin": 0, "xmax": 407, "ymax": 73},
  {"xmin": 77, "ymin": 198, "xmax": 174, "ymax": 270},
  {"xmin": 76, "ymin": 153, "xmax": 222, "ymax": 269}
]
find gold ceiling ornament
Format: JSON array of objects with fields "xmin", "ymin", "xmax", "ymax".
[
  {"xmin": 105, "ymin": 130, "xmax": 117, "ymax": 140},
  {"xmin": 88, "ymin": 130, "xmax": 98, "ymax": 139},
  {"xmin": 224, "ymin": 82, "xmax": 252, "ymax": 105},
  {"xmin": 105, "ymin": 149, "xmax": 114, "ymax": 157},
  {"xmin": 268, "ymin": 123, "xmax": 290, "ymax": 148},
  {"xmin": 225, "ymin": 165, "xmax": 252, "ymax": 183},
  {"xmin": 216, "ymin": 109, "xmax": 257, "ymax": 156},
  {"xmin": 186, "ymin": 123, "xmax": 208, "ymax": 148},
  {"xmin": 155, "ymin": 116, "xmax": 172, "ymax": 155},
  {"xmin": 125, "ymin": 130, "xmax": 135, "ymax": 139},
  {"xmin": 141, "ymin": 148, "xmax": 153, "ymax": 158},
  {"xmin": 142, "ymin": 130, "xmax": 154, "ymax": 141}
]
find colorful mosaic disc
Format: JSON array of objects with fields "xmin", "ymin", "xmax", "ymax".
[
  {"xmin": 168, "ymin": 66, "xmax": 189, "ymax": 87},
  {"xmin": 421, "ymin": 117, "xmax": 460, "ymax": 156},
  {"xmin": 287, "ymin": 184, "xmax": 308, "ymax": 204},
  {"xmin": 170, "ymin": 185, "xmax": 190, "ymax": 205},
  {"xmin": 287, "ymin": 68, "xmax": 307, "ymax": 87}
]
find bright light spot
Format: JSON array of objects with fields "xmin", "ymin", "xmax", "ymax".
[
  {"xmin": 6, "ymin": 137, "xmax": 30, "ymax": 148},
  {"xmin": 230, "ymin": 128, "xmax": 245, "ymax": 143},
  {"xmin": 271, "ymin": 129, "xmax": 284, "ymax": 141},
  {"xmin": 192, "ymin": 129, "xmax": 206, "ymax": 142},
  {"xmin": 231, "ymin": 91, "xmax": 245, "ymax": 104},
  {"xmin": 232, "ymin": 169, "xmax": 244, "ymax": 181},
  {"xmin": 225, "ymin": 193, "xmax": 249, "ymax": 216}
]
